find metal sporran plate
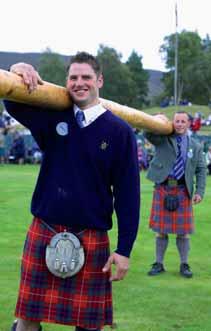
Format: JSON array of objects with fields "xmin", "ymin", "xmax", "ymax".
[{"xmin": 46, "ymin": 231, "xmax": 85, "ymax": 278}]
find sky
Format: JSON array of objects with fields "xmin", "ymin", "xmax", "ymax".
[{"xmin": 1, "ymin": 0, "xmax": 211, "ymax": 71}]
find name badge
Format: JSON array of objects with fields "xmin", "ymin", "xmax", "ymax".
[{"xmin": 187, "ymin": 149, "xmax": 193, "ymax": 158}]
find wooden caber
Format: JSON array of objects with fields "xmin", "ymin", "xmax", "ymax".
[{"xmin": 0, "ymin": 69, "xmax": 173, "ymax": 134}]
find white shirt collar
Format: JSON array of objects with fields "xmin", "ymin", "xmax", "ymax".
[{"xmin": 74, "ymin": 103, "xmax": 106, "ymax": 126}]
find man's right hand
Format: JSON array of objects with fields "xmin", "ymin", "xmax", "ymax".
[
  {"xmin": 154, "ymin": 113, "xmax": 169, "ymax": 122},
  {"xmin": 10, "ymin": 63, "xmax": 43, "ymax": 93}
]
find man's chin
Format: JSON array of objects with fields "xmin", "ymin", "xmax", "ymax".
[
  {"xmin": 176, "ymin": 130, "xmax": 185, "ymax": 135},
  {"xmin": 71, "ymin": 97, "xmax": 87, "ymax": 108}
]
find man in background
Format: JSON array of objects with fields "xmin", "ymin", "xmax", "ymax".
[{"xmin": 145, "ymin": 111, "xmax": 206, "ymax": 278}]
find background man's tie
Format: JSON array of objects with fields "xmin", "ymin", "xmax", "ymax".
[
  {"xmin": 173, "ymin": 136, "xmax": 185, "ymax": 179},
  {"xmin": 75, "ymin": 110, "xmax": 85, "ymax": 128}
]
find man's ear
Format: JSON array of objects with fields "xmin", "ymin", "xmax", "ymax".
[{"xmin": 97, "ymin": 74, "xmax": 104, "ymax": 88}]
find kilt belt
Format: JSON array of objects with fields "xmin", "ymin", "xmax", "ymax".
[{"xmin": 161, "ymin": 176, "xmax": 186, "ymax": 187}]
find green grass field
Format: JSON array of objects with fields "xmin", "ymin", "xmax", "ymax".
[{"xmin": 0, "ymin": 165, "xmax": 211, "ymax": 331}]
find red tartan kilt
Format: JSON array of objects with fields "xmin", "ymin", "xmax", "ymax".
[
  {"xmin": 149, "ymin": 185, "xmax": 194, "ymax": 234},
  {"xmin": 15, "ymin": 218, "xmax": 113, "ymax": 329}
]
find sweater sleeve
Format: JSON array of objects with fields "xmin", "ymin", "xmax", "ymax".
[{"xmin": 111, "ymin": 126, "xmax": 140, "ymax": 257}]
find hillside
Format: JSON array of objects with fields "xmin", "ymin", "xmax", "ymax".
[
  {"xmin": 0, "ymin": 51, "xmax": 164, "ymax": 99},
  {"xmin": 146, "ymin": 69, "xmax": 164, "ymax": 98}
]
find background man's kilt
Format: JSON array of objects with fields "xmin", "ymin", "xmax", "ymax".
[
  {"xmin": 15, "ymin": 217, "xmax": 112, "ymax": 329},
  {"xmin": 149, "ymin": 185, "xmax": 194, "ymax": 234}
]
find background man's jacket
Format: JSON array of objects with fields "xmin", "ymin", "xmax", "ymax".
[{"xmin": 144, "ymin": 132, "xmax": 206, "ymax": 198}]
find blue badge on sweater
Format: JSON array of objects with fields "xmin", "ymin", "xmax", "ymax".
[{"xmin": 56, "ymin": 122, "xmax": 69, "ymax": 136}]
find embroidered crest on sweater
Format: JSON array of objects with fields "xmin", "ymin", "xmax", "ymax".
[{"xmin": 100, "ymin": 141, "xmax": 109, "ymax": 150}]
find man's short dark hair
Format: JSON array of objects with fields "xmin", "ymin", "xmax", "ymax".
[
  {"xmin": 174, "ymin": 111, "xmax": 190, "ymax": 120},
  {"xmin": 68, "ymin": 52, "xmax": 102, "ymax": 77}
]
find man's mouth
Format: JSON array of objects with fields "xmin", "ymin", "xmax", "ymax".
[
  {"xmin": 74, "ymin": 88, "xmax": 88, "ymax": 92},
  {"xmin": 73, "ymin": 89, "xmax": 88, "ymax": 96}
]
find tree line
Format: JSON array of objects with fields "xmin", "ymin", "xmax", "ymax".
[
  {"xmin": 2, "ymin": 30, "xmax": 211, "ymax": 112},
  {"xmin": 160, "ymin": 30, "xmax": 211, "ymax": 105},
  {"xmin": 38, "ymin": 45, "xmax": 149, "ymax": 109},
  {"xmin": 39, "ymin": 31, "xmax": 211, "ymax": 108}
]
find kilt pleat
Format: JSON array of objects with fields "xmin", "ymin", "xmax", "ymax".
[
  {"xmin": 15, "ymin": 218, "xmax": 113, "ymax": 329},
  {"xmin": 149, "ymin": 185, "xmax": 194, "ymax": 234}
]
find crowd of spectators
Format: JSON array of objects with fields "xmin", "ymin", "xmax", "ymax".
[
  {"xmin": 136, "ymin": 138, "xmax": 154, "ymax": 171},
  {"xmin": 0, "ymin": 129, "xmax": 42, "ymax": 165},
  {"xmin": 0, "ymin": 109, "xmax": 42, "ymax": 165},
  {"xmin": 187, "ymin": 111, "xmax": 211, "ymax": 130},
  {"xmin": 160, "ymin": 97, "xmax": 192, "ymax": 108}
]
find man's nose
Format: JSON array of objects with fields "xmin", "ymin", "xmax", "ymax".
[{"xmin": 75, "ymin": 77, "xmax": 84, "ymax": 85}]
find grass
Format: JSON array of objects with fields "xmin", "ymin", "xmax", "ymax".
[{"xmin": 0, "ymin": 165, "xmax": 211, "ymax": 331}]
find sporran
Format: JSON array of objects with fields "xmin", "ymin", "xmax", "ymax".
[
  {"xmin": 164, "ymin": 194, "xmax": 179, "ymax": 212},
  {"xmin": 46, "ymin": 231, "xmax": 85, "ymax": 278}
]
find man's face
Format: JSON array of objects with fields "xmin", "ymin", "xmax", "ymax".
[
  {"xmin": 173, "ymin": 113, "xmax": 190, "ymax": 135},
  {"xmin": 66, "ymin": 63, "xmax": 103, "ymax": 109}
]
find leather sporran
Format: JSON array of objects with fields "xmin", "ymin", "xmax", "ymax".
[
  {"xmin": 164, "ymin": 194, "xmax": 179, "ymax": 212},
  {"xmin": 46, "ymin": 231, "xmax": 85, "ymax": 278}
]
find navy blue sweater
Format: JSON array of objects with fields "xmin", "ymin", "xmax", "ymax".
[{"xmin": 4, "ymin": 100, "xmax": 140, "ymax": 257}]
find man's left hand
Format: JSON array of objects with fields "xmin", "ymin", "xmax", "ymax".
[
  {"xmin": 102, "ymin": 252, "xmax": 129, "ymax": 281},
  {"xmin": 192, "ymin": 193, "xmax": 202, "ymax": 204}
]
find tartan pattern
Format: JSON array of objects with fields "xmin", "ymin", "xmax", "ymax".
[
  {"xmin": 15, "ymin": 218, "xmax": 112, "ymax": 329},
  {"xmin": 149, "ymin": 185, "xmax": 194, "ymax": 234}
]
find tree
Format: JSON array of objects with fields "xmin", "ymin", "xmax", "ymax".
[
  {"xmin": 38, "ymin": 48, "xmax": 66, "ymax": 86},
  {"xmin": 160, "ymin": 30, "xmax": 202, "ymax": 103},
  {"xmin": 126, "ymin": 50, "xmax": 149, "ymax": 108},
  {"xmin": 97, "ymin": 45, "xmax": 138, "ymax": 106},
  {"xmin": 184, "ymin": 51, "xmax": 211, "ymax": 104}
]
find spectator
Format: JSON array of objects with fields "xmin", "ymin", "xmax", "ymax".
[
  {"xmin": 137, "ymin": 141, "xmax": 148, "ymax": 170},
  {"xmin": 32, "ymin": 142, "xmax": 42, "ymax": 164},
  {"xmin": 169, "ymin": 96, "xmax": 175, "ymax": 106},
  {"xmin": 160, "ymin": 97, "xmax": 169, "ymax": 108},
  {"xmin": 206, "ymin": 146, "xmax": 211, "ymax": 175},
  {"xmin": 9, "ymin": 131, "xmax": 25, "ymax": 164},
  {"xmin": 0, "ymin": 128, "xmax": 6, "ymax": 164},
  {"xmin": 190, "ymin": 113, "xmax": 201, "ymax": 133},
  {"xmin": 0, "ymin": 114, "xmax": 5, "ymax": 128}
]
